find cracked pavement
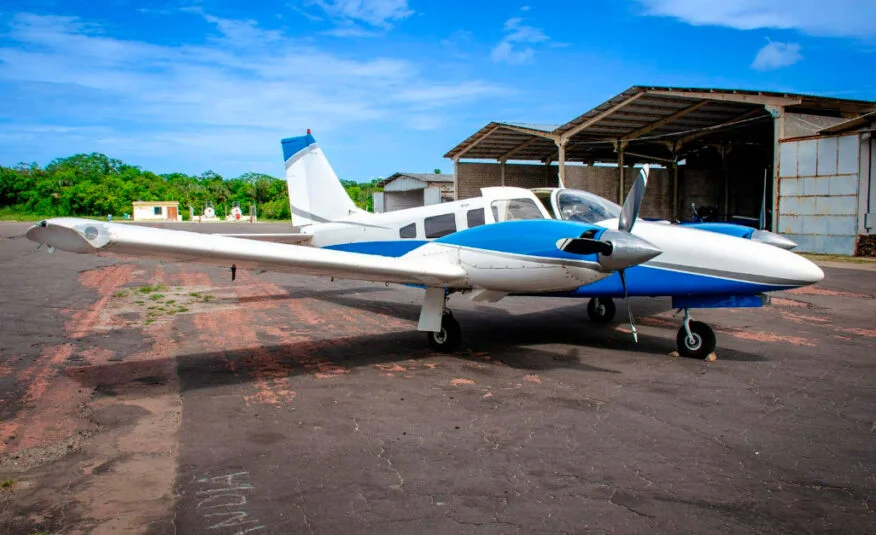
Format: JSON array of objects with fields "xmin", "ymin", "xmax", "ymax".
[{"xmin": 0, "ymin": 221, "xmax": 874, "ymax": 534}]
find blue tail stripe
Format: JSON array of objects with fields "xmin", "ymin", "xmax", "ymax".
[{"xmin": 281, "ymin": 134, "xmax": 317, "ymax": 162}]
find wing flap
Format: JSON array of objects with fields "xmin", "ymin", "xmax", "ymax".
[
  {"xmin": 27, "ymin": 219, "xmax": 466, "ymax": 287},
  {"xmin": 216, "ymin": 233, "xmax": 312, "ymax": 245}
]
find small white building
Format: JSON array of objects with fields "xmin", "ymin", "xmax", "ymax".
[
  {"xmin": 132, "ymin": 201, "xmax": 181, "ymax": 222},
  {"xmin": 373, "ymin": 172, "xmax": 455, "ymax": 213}
]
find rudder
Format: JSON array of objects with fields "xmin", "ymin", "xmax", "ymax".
[{"xmin": 282, "ymin": 132, "xmax": 362, "ymax": 226}]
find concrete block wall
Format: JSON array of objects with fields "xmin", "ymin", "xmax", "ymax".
[{"xmin": 778, "ymin": 134, "xmax": 860, "ymax": 254}]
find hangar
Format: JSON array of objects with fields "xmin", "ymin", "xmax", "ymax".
[
  {"xmin": 445, "ymin": 86, "xmax": 876, "ymax": 255},
  {"xmin": 373, "ymin": 172, "xmax": 455, "ymax": 213}
]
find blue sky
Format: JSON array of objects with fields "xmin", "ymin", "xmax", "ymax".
[{"xmin": 1, "ymin": 0, "xmax": 875, "ymax": 181}]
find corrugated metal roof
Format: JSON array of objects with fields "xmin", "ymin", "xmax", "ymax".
[{"xmin": 444, "ymin": 85, "xmax": 876, "ymax": 163}]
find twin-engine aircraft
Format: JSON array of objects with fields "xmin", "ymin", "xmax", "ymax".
[{"xmin": 27, "ymin": 133, "xmax": 823, "ymax": 358}]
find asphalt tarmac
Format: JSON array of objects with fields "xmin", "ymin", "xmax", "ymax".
[{"xmin": 1, "ymin": 221, "xmax": 874, "ymax": 534}]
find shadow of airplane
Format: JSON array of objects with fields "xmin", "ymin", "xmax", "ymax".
[{"xmin": 67, "ymin": 326, "xmax": 627, "ymax": 395}]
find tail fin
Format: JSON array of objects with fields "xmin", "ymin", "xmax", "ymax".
[{"xmin": 282, "ymin": 132, "xmax": 363, "ymax": 226}]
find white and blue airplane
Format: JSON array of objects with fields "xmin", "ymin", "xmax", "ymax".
[{"xmin": 26, "ymin": 132, "xmax": 824, "ymax": 358}]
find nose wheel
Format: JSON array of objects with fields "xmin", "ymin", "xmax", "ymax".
[
  {"xmin": 587, "ymin": 297, "xmax": 616, "ymax": 323},
  {"xmin": 427, "ymin": 312, "xmax": 462, "ymax": 353},
  {"xmin": 676, "ymin": 309, "xmax": 716, "ymax": 359}
]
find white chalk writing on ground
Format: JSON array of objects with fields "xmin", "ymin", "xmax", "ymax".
[{"xmin": 193, "ymin": 471, "xmax": 265, "ymax": 534}]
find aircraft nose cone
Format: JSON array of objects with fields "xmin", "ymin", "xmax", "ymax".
[
  {"xmin": 598, "ymin": 230, "xmax": 662, "ymax": 271},
  {"xmin": 792, "ymin": 254, "xmax": 825, "ymax": 285}
]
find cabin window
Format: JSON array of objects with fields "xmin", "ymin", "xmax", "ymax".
[
  {"xmin": 490, "ymin": 198, "xmax": 544, "ymax": 222},
  {"xmin": 466, "ymin": 208, "xmax": 485, "ymax": 228},
  {"xmin": 153, "ymin": 206, "xmax": 162, "ymax": 215},
  {"xmin": 424, "ymin": 213, "xmax": 456, "ymax": 238},
  {"xmin": 399, "ymin": 223, "xmax": 417, "ymax": 239}
]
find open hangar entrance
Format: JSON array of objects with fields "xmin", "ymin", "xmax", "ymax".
[{"xmin": 445, "ymin": 86, "xmax": 875, "ymax": 254}]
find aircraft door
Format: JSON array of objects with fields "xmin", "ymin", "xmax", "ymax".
[{"xmin": 480, "ymin": 187, "xmax": 553, "ymax": 224}]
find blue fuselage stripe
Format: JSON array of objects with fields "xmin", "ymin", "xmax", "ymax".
[{"xmin": 325, "ymin": 239, "xmax": 785, "ymax": 297}]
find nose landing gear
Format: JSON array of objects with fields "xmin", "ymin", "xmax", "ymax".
[{"xmin": 676, "ymin": 308, "xmax": 716, "ymax": 359}]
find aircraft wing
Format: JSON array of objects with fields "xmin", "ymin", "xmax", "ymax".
[{"xmin": 26, "ymin": 218, "xmax": 466, "ymax": 287}]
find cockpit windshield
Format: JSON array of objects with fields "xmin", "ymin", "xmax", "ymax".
[{"xmin": 556, "ymin": 189, "xmax": 622, "ymax": 224}]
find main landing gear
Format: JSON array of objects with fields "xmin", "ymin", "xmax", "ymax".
[
  {"xmin": 426, "ymin": 311, "xmax": 462, "ymax": 352},
  {"xmin": 675, "ymin": 308, "xmax": 716, "ymax": 359},
  {"xmin": 587, "ymin": 297, "xmax": 616, "ymax": 323}
]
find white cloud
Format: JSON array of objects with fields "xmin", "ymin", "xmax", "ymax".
[
  {"xmin": 0, "ymin": 12, "xmax": 505, "ymax": 175},
  {"xmin": 633, "ymin": 0, "xmax": 876, "ymax": 39},
  {"xmin": 490, "ymin": 17, "xmax": 549, "ymax": 65},
  {"xmin": 751, "ymin": 41, "xmax": 802, "ymax": 70},
  {"xmin": 310, "ymin": 0, "xmax": 413, "ymax": 28}
]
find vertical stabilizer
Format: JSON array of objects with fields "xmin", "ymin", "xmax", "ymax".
[{"xmin": 282, "ymin": 132, "xmax": 363, "ymax": 226}]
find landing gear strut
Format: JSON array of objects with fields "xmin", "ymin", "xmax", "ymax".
[
  {"xmin": 426, "ymin": 311, "xmax": 462, "ymax": 352},
  {"xmin": 676, "ymin": 308, "xmax": 716, "ymax": 359},
  {"xmin": 587, "ymin": 297, "xmax": 616, "ymax": 323}
]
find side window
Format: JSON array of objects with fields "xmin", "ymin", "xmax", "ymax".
[
  {"xmin": 424, "ymin": 213, "xmax": 457, "ymax": 239},
  {"xmin": 399, "ymin": 223, "xmax": 416, "ymax": 239},
  {"xmin": 153, "ymin": 206, "xmax": 162, "ymax": 215},
  {"xmin": 490, "ymin": 198, "xmax": 544, "ymax": 222},
  {"xmin": 466, "ymin": 208, "xmax": 485, "ymax": 228}
]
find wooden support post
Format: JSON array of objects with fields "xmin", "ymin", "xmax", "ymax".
[
  {"xmin": 556, "ymin": 139, "xmax": 567, "ymax": 188},
  {"xmin": 672, "ymin": 160, "xmax": 679, "ymax": 221},
  {"xmin": 617, "ymin": 142, "xmax": 626, "ymax": 204},
  {"xmin": 499, "ymin": 159, "xmax": 506, "ymax": 186},
  {"xmin": 722, "ymin": 144, "xmax": 730, "ymax": 216},
  {"xmin": 766, "ymin": 106, "xmax": 784, "ymax": 232}
]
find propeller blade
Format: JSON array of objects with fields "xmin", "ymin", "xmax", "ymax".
[
  {"xmin": 619, "ymin": 269, "xmax": 638, "ymax": 343},
  {"xmin": 558, "ymin": 237, "xmax": 613, "ymax": 256},
  {"xmin": 618, "ymin": 165, "xmax": 649, "ymax": 233}
]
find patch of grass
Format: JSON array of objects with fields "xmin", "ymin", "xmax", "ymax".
[
  {"xmin": 177, "ymin": 307, "xmax": 189, "ymax": 313},
  {"xmin": 165, "ymin": 299, "xmax": 176, "ymax": 305},
  {"xmin": 149, "ymin": 293, "xmax": 165, "ymax": 301},
  {"xmin": 112, "ymin": 290, "xmax": 128, "ymax": 298},
  {"xmin": 134, "ymin": 300, "xmax": 145, "ymax": 305},
  {"xmin": 137, "ymin": 285, "xmax": 167, "ymax": 294},
  {"xmin": 188, "ymin": 292, "xmax": 202, "ymax": 298},
  {"xmin": 202, "ymin": 294, "xmax": 214, "ymax": 302},
  {"xmin": 145, "ymin": 318, "xmax": 155, "ymax": 325},
  {"xmin": 0, "ymin": 478, "xmax": 14, "ymax": 489}
]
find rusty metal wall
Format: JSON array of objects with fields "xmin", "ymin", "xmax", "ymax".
[{"xmin": 778, "ymin": 133, "xmax": 860, "ymax": 254}]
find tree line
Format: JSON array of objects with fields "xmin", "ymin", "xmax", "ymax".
[{"xmin": 0, "ymin": 152, "xmax": 382, "ymax": 220}]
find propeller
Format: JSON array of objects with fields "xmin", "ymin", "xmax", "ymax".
[
  {"xmin": 555, "ymin": 164, "xmax": 658, "ymax": 342},
  {"xmin": 617, "ymin": 164, "xmax": 650, "ymax": 343},
  {"xmin": 617, "ymin": 164, "xmax": 659, "ymax": 343}
]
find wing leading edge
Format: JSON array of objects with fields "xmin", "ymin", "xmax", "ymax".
[{"xmin": 26, "ymin": 218, "xmax": 466, "ymax": 287}]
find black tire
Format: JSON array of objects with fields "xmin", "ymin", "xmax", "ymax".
[
  {"xmin": 427, "ymin": 314, "xmax": 462, "ymax": 353},
  {"xmin": 676, "ymin": 321, "xmax": 717, "ymax": 359},
  {"xmin": 587, "ymin": 297, "xmax": 616, "ymax": 323}
]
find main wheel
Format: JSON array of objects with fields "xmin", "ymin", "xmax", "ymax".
[
  {"xmin": 587, "ymin": 297, "xmax": 616, "ymax": 323},
  {"xmin": 676, "ymin": 321, "xmax": 717, "ymax": 359},
  {"xmin": 427, "ymin": 314, "xmax": 462, "ymax": 353}
]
